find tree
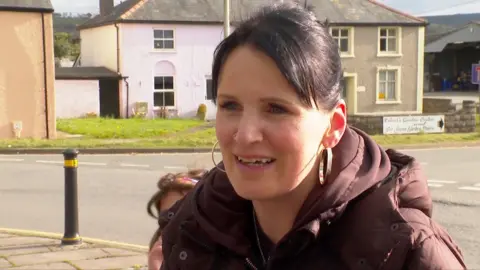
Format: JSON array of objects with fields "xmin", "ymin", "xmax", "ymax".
[{"xmin": 54, "ymin": 32, "xmax": 72, "ymax": 59}]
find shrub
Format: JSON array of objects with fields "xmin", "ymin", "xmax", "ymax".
[{"xmin": 196, "ymin": 104, "xmax": 207, "ymax": 121}]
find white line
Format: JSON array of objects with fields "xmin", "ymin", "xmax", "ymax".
[
  {"xmin": 400, "ymin": 146, "xmax": 480, "ymax": 152},
  {"xmin": 428, "ymin": 180, "xmax": 457, "ymax": 184},
  {"xmin": 80, "ymin": 162, "xmax": 107, "ymax": 166},
  {"xmin": 428, "ymin": 183, "xmax": 444, "ymax": 188},
  {"xmin": 120, "ymin": 163, "xmax": 150, "ymax": 168},
  {"xmin": 475, "ymin": 183, "xmax": 480, "ymax": 187},
  {"xmin": 36, "ymin": 160, "xmax": 62, "ymax": 164},
  {"xmin": 0, "ymin": 158, "xmax": 24, "ymax": 162},
  {"xmin": 458, "ymin": 186, "xmax": 480, "ymax": 191},
  {"xmin": 164, "ymin": 166, "xmax": 188, "ymax": 170}
]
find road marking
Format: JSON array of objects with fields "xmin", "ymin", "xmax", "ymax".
[
  {"xmin": 428, "ymin": 180, "xmax": 456, "ymax": 184},
  {"xmin": 36, "ymin": 160, "xmax": 63, "ymax": 164},
  {"xmin": 428, "ymin": 183, "xmax": 443, "ymax": 188},
  {"xmin": 80, "ymin": 162, "xmax": 107, "ymax": 166},
  {"xmin": 164, "ymin": 166, "xmax": 188, "ymax": 170},
  {"xmin": 475, "ymin": 183, "xmax": 480, "ymax": 187},
  {"xmin": 402, "ymin": 146, "xmax": 480, "ymax": 152},
  {"xmin": 458, "ymin": 186, "xmax": 480, "ymax": 191},
  {"xmin": 120, "ymin": 163, "xmax": 150, "ymax": 168},
  {"xmin": 0, "ymin": 158, "xmax": 24, "ymax": 162}
]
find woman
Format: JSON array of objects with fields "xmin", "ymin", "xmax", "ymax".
[
  {"xmin": 146, "ymin": 170, "xmax": 203, "ymax": 270},
  {"xmin": 158, "ymin": 3, "xmax": 466, "ymax": 270}
]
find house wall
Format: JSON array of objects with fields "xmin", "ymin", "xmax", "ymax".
[
  {"xmin": 82, "ymin": 22, "xmax": 424, "ymax": 119},
  {"xmin": 343, "ymin": 26, "xmax": 422, "ymax": 115},
  {"xmin": 119, "ymin": 23, "xmax": 228, "ymax": 119},
  {"xmin": 0, "ymin": 11, "xmax": 56, "ymax": 139},
  {"xmin": 55, "ymin": 80, "xmax": 99, "ymax": 118},
  {"xmin": 80, "ymin": 25, "xmax": 118, "ymax": 71}
]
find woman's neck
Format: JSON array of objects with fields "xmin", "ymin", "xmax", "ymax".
[{"xmin": 252, "ymin": 169, "xmax": 318, "ymax": 244}]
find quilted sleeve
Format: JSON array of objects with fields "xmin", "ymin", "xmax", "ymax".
[{"xmin": 405, "ymin": 221, "xmax": 467, "ymax": 270}]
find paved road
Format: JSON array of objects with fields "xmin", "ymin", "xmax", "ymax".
[{"xmin": 0, "ymin": 147, "xmax": 479, "ymax": 268}]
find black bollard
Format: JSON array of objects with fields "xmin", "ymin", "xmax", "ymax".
[{"xmin": 61, "ymin": 149, "xmax": 82, "ymax": 245}]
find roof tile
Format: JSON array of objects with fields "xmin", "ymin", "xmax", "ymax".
[{"xmin": 79, "ymin": 0, "xmax": 425, "ymax": 30}]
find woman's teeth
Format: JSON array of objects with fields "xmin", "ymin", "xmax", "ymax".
[{"xmin": 236, "ymin": 156, "xmax": 275, "ymax": 165}]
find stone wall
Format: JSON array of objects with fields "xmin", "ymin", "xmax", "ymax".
[
  {"xmin": 423, "ymin": 98, "xmax": 455, "ymax": 113},
  {"xmin": 444, "ymin": 100, "xmax": 477, "ymax": 133},
  {"xmin": 348, "ymin": 100, "xmax": 477, "ymax": 135}
]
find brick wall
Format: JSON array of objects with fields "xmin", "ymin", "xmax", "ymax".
[{"xmin": 348, "ymin": 100, "xmax": 477, "ymax": 135}]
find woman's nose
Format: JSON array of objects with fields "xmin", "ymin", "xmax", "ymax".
[{"xmin": 234, "ymin": 116, "xmax": 263, "ymax": 144}]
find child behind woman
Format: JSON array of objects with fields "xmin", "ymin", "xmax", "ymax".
[{"xmin": 146, "ymin": 169, "xmax": 206, "ymax": 270}]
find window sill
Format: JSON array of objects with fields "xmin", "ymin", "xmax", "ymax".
[
  {"xmin": 375, "ymin": 100, "xmax": 401, "ymax": 105},
  {"xmin": 377, "ymin": 53, "xmax": 402, "ymax": 58},
  {"xmin": 340, "ymin": 53, "xmax": 355, "ymax": 58},
  {"xmin": 153, "ymin": 106, "xmax": 176, "ymax": 109},
  {"xmin": 151, "ymin": 49, "xmax": 177, "ymax": 53}
]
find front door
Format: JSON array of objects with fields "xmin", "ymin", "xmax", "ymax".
[
  {"xmin": 99, "ymin": 79, "xmax": 120, "ymax": 118},
  {"xmin": 341, "ymin": 77, "xmax": 349, "ymax": 105}
]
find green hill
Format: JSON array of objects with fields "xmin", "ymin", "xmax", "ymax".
[{"xmin": 53, "ymin": 13, "xmax": 91, "ymax": 38}]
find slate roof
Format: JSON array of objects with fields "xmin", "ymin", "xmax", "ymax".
[
  {"xmin": 0, "ymin": 0, "xmax": 54, "ymax": 12},
  {"xmin": 55, "ymin": 67, "xmax": 122, "ymax": 80},
  {"xmin": 78, "ymin": 0, "xmax": 426, "ymax": 30},
  {"xmin": 425, "ymin": 23, "xmax": 457, "ymax": 44}
]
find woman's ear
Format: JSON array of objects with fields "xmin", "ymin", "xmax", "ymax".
[{"xmin": 322, "ymin": 100, "xmax": 347, "ymax": 149}]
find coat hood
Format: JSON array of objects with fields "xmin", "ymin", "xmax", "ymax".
[{"xmin": 190, "ymin": 126, "xmax": 432, "ymax": 256}]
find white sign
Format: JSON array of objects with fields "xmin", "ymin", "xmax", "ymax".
[{"xmin": 383, "ymin": 115, "xmax": 445, "ymax": 135}]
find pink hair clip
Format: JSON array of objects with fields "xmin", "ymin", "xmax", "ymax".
[{"xmin": 181, "ymin": 177, "xmax": 199, "ymax": 184}]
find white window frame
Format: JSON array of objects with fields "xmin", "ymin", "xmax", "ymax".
[
  {"xmin": 330, "ymin": 27, "xmax": 355, "ymax": 57},
  {"xmin": 376, "ymin": 66, "xmax": 401, "ymax": 104},
  {"xmin": 377, "ymin": 27, "xmax": 402, "ymax": 57},
  {"xmin": 153, "ymin": 29, "xmax": 175, "ymax": 50},
  {"xmin": 153, "ymin": 75, "xmax": 176, "ymax": 108}
]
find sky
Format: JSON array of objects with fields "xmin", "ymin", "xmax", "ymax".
[{"xmin": 50, "ymin": 0, "xmax": 480, "ymax": 16}]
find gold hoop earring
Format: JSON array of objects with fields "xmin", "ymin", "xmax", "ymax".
[
  {"xmin": 211, "ymin": 141, "xmax": 226, "ymax": 173},
  {"xmin": 319, "ymin": 148, "xmax": 332, "ymax": 185}
]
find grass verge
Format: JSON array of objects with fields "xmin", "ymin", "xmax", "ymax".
[
  {"xmin": 57, "ymin": 118, "xmax": 206, "ymax": 139},
  {"xmin": 0, "ymin": 116, "xmax": 478, "ymax": 149}
]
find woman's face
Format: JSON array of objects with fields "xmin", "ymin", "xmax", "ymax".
[{"xmin": 215, "ymin": 46, "xmax": 343, "ymax": 201}]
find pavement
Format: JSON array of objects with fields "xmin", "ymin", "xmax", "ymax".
[
  {"xmin": 0, "ymin": 229, "xmax": 147, "ymax": 270},
  {"xmin": 0, "ymin": 147, "xmax": 479, "ymax": 268}
]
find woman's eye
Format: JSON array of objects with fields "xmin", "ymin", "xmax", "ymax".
[
  {"xmin": 219, "ymin": 101, "xmax": 239, "ymax": 111},
  {"xmin": 268, "ymin": 104, "xmax": 287, "ymax": 114}
]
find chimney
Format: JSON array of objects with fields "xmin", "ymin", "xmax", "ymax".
[{"xmin": 99, "ymin": 0, "xmax": 114, "ymax": 16}]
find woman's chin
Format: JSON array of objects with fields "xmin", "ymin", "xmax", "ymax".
[{"xmin": 229, "ymin": 181, "xmax": 280, "ymax": 201}]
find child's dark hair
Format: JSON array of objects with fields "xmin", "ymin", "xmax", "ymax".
[{"xmin": 147, "ymin": 169, "xmax": 206, "ymax": 249}]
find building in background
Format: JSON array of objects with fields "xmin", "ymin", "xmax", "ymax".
[
  {"xmin": 72, "ymin": 0, "xmax": 426, "ymax": 119},
  {"xmin": 0, "ymin": 0, "xmax": 56, "ymax": 139}
]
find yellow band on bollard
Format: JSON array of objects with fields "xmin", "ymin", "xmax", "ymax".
[{"xmin": 64, "ymin": 159, "xmax": 78, "ymax": 168}]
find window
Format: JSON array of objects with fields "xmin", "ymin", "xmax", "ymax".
[
  {"xmin": 379, "ymin": 27, "xmax": 399, "ymax": 54},
  {"xmin": 154, "ymin": 76, "xmax": 175, "ymax": 107},
  {"xmin": 153, "ymin": 29, "xmax": 174, "ymax": 49},
  {"xmin": 206, "ymin": 78, "xmax": 213, "ymax": 100},
  {"xmin": 330, "ymin": 27, "xmax": 353, "ymax": 56},
  {"xmin": 378, "ymin": 69, "xmax": 399, "ymax": 102}
]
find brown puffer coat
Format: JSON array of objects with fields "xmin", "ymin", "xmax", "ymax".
[{"xmin": 158, "ymin": 127, "xmax": 466, "ymax": 270}]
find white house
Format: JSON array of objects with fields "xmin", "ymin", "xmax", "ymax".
[
  {"xmin": 75, "ymin": 0, "xmax": 426, "ymax": 119},
  {"xmin": 76, "ymin": 0, "xmax": 246, "ymax": 119}
]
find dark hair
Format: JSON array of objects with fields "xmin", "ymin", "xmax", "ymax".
[
  {"xmin": 147, "ymin": 169, "xmax": 206, "ymax": 249},
  {"xmin": 211, "ymin": 2, "xmax": 343, "ymax": 111}
]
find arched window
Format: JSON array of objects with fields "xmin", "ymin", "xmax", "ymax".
[{"xmin": 153, "ymin": 61, "xmax": 175, "ymax": 107}]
